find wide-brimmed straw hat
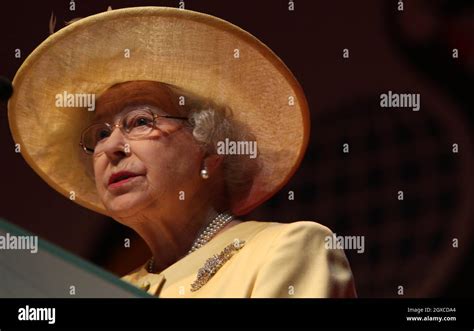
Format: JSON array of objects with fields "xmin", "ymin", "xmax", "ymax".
[{"xmin": 7, "ymin": 6, "xmax": 309, "ymax": 216}]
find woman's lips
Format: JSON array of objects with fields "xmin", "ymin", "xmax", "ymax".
[
  {"xmin": 107, "ymin": 171, "xmax": 144, "ymax": 190},
  {"xmin": 107, "ymin": 175, "xmax": 144, "ymax": 191}
]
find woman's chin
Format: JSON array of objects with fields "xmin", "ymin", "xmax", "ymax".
[{"xmin": 103, "ymin": 194, "xmax": 149, "ymax": 218}]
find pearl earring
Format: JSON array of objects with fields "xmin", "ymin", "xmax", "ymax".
[{"xmin": 200, "ymin": 167, "xmax": 209, "ymax": 179}]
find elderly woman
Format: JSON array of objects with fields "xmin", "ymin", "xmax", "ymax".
[{"xmin": 7, "ymin": 7, "xmax": 356, "ymax": 298}]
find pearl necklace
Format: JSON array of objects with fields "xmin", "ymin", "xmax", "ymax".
[{"xmin": 147, "ymin": 212, "xmax": 234, "ymax": 273}]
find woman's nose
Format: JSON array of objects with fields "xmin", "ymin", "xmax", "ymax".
[{"xmin": 102, "ymin": 127, "xmax": 130, "ymax": 162}]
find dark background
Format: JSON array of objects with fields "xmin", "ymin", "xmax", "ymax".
[{"xmin": 1, "ymin": 0, "xmax": 473, "ymax": 298}]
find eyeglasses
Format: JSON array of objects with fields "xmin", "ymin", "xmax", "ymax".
[{"xmin": 80, "ymin": 108, "xmax": 188, "ymax": 154}]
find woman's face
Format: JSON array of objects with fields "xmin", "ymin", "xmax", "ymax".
[{"xmin": 91, "ymin": 83, "xmax": 204, "ymax": 221}]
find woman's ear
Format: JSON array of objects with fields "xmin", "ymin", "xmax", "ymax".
[{"xmin": 203, "ymin": 154, "xmax": 224, "ymax": 176}]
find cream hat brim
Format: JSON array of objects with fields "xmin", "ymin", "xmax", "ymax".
[{"xmin": 8, "ymin": 6, "xmax": 310, "ymax": 216}]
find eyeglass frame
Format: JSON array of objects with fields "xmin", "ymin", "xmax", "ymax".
[{"xmin": 79, "ymin": 107, "xmax": 189, "ymax": 154}]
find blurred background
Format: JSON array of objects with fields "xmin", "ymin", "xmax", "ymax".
[{"xmin": 0, "ymin": 0, "xmax": 473, "ymax": 297}]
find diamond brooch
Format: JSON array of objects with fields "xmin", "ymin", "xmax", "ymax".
[{"xmin": 190, "ymin": 239, "xmax": 245, "ymax": 292}]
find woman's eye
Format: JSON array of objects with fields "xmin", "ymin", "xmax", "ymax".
[
  {"xmin": 97, "ymin": 129, "xmax": 110, "ymax": 140},
  {"xmin": 132, "ymin": 116, "xmax": 152, "ymax": 127}
]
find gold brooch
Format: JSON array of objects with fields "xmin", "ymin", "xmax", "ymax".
[{"xmin": 190, "ymin": 239, "xmax": 246, "ymax": 292}]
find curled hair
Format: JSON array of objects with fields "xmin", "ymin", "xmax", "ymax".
[{"xmin": 167, "ymin": 84, "xmax": 261, "ymax": 206}]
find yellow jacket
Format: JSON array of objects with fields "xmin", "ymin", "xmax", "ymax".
[{"xmin": 121, "ymin": 221, "xmax": 357, "ymax": 298}]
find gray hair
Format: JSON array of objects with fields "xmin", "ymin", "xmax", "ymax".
[{"xmin": 167, "ymin": 84, "xmax": 261, "ymax": 206}]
